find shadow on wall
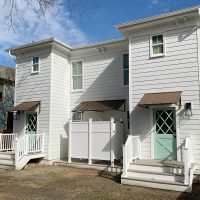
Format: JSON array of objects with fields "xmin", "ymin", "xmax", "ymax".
[
  {"xmin": 73, "ymin": 53, "xmax": 128, "ymax": 107},
  {"xmin": 60, "ymin": 121, "xmax": 69, "ymax": 159}
]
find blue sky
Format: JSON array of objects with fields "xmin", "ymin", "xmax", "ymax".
[{"xmin": 0, "ymin": 0, "xmax": 200, "ymax": 67}]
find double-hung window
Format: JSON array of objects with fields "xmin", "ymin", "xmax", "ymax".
[
  {"xmin": 123, "ymin": 54, "xmax": 129, "ymax": 86},
  {"xmin": 151, "ymin": 34, "xmax": 164, "ymax": 57},
  {"xmin": 72, "ymin": 61, "xmax": 83, "ymax": 91},
  {"xmin": 32, "ymin": 57, "xmax": 39, "ymax": 73}
]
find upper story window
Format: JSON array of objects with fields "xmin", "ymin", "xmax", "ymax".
[
  {"xmin": 151, "ymin": 34, "xmax": 165, "ymax": 57},
  {"xmin": 123, "ymin": 54, "xmax": 129, "ymax": 86},
  {"xmin": 32, "ymin": 57, "xmax": 39, "ymax": 73},
  {"xmin": 72, "ymin": 61, "xmax": 83, "ymax": 91}
]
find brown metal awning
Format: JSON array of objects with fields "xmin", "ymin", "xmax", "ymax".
[
  {"xmin": 138, "ymin": 91, "xmax": 182, "ymax": 108},
  {"xmin": 73, "ymin": 99, "xmax": 125, "ymax": 112},
  {"xmin": 9, "ymin": 101, "xmax": 40, "ymax": 112}
]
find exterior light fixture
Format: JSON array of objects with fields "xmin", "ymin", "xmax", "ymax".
[
  {"xmin": 185, "ymin": 102, "xmax": 192, "ymax": 116},
  {"xmin": 13, "ymin": 111, "xmax": 20, "ymax": 120}
]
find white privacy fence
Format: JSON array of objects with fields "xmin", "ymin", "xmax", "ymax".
[
  {"xmin": 68, "ymin": 118, "xmax": 123, "ymax": 165},
  {"xmin": 0, "ymin": 133, "xmax": 17, "ymax": 151}
]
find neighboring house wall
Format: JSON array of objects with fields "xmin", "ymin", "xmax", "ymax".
[
  {"xmin": 0, "ymin": 66, "xmax": 15, "ymax": 131},
  {"xmin": 129, "ymin": 18, "xmax": 200, "ymax": 166},
  {"xmin": 70, "ymin": 40, "xmax": 129, "ymax": 122},
  {"xmin": 13, "ymin": 46, "xmax": 52, "ymax": 159}
]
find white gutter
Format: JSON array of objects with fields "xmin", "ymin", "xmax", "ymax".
[{"xmin": 8, "ymin": 50, "xmax": 16, "ymax": 62}]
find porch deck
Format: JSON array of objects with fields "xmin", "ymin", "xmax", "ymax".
[{"xmin": 134, "ymin": 159, "xmax": 184, "ymax": 168}]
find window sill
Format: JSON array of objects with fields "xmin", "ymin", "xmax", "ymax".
[
  {"xmin": 71, "ymin": 90, "xmax": 83, "ymax": 94},
  {"xmin": 31, "ymin": 71, "xmax": 39, "ymax": 75},
  {"xmin": 150, "ymin": 54, "xmax": 165, "ymax": 59},
  {"xmin": 123, "ymin": 85, "xmax": 129, "ymax": 88}
]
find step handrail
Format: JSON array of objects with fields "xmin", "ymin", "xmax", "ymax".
[
  {"xmin": 123, "ymin": 135, "xmax": 141, "ymax": 177},
  {"xmin": 183, "ymin": 137, "xmax": 193, "ymax": 185},
  {"xmin": 15, "ymin": 134, "xmax": 28, "ymax": 163}
]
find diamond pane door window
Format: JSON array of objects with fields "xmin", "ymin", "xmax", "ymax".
[
  {"xmin": 26, "ymin": 113, "xmax": 37, "ymax": 151},
  {"xmin": 153, "ymin": 107, "xmax": 177, "ymax": 160}
]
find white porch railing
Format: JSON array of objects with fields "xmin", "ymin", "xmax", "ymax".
[
  {"xmin": 15, "ymin": 134, "xmax": 27, "ymax": 163},
  {"xmin": 183, "ymin": 137, "xmax": 194, "ymax": 186},
  {"xmin": 15, "ymin": 134, "xmax": 44, "ymax": 163},
  {"xmin": 123, "ymin": 135, "xmax": 141, "ymax": 177},
  {"xmin": 0, "ymin": 133, "xmax": 17, "ymax": 151}
]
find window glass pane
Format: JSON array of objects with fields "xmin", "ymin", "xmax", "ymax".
[
  {"xmin": 73, "ymin": 76, "xmax": 82, "ymax": 90},
  {"xmin": 77, "ymin": 76, "xmax": 83, "ymax": 89},
  {"xmin": 73, "ymin": 62, "xmax": 82, "ymax": 75},
  {"xmin": 72, "ymin": 112, "xmax": 82, "ymax": 121},
  {"xmin": 33, "ymin": 64, "xmax": 39, "ymax": 72},
  {"xmin": 152, "ymin": 36, "xmax": 157, "ymax": 44},
  {"xmin": 123, "ymin": 54, "xmax": 129, "ymax": 69},
  {"xmin": 153, "ymin": 45, "xmax": 163, "ymax": 54},
  {"xmin": 73, "ymin": 77, "xmax": 78, "ymax": 90},
  {"xmin": 157, "ymin": 35, "xmax": 163, "ymax": 43},
  {"xmin": 33, "ymin": 57, "xmax": 39, "ymax": 64},
  {"xmin": 124, "ymin": 70, "xmax": 129, "ymax": 85}
]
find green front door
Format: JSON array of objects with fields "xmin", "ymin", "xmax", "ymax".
[
  {"xmin": 26, "ymin": 113, "xmax": 37, "ymax": 152},
  {"xmin": 153, "ymin": 107, "xmax": 177, "ymax": 160}
]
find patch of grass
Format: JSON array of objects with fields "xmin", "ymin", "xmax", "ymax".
[{"xmin": 45, "ymin": 171, "xmax": 58, "ymax": 178}]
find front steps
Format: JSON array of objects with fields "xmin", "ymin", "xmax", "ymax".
[
  {"xmin": 0, "ymin": 152, "xmax": 15, "ymax": 169},
  {"xmin": 121, "ymin": 159, "xmax": 193, "ymax": 192},
  {"xmin": 0, "ymin": 151, "xmax": 45, "ymax": 170}
]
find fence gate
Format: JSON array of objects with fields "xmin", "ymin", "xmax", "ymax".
[{"xmin": 68, "ymin": 118, "xmax": 123, "ymax": 165}]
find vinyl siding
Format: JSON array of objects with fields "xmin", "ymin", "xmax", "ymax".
[
  {"xmin": 130, "ymin": 25, "xmax": 200, "ymax": 165},
  {"xmin": 13, "ymin": 47, "xmax": 51, "ymax": 158},
  {"xmin": 49, "ymin": 49, "xmax": 70, "ymax": 160},
  {"xmin": 70, "ymin": 45, "xmax": 129, "ymax": 122}
]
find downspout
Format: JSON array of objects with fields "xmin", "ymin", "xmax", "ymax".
[{"xmin": 8, "ymin": 50, "xmax": 16, "ymax": 62}]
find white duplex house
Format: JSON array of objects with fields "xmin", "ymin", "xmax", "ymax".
[{"xmin": 1, "ymin": 5, "xmax": 200, "ymax": 192}]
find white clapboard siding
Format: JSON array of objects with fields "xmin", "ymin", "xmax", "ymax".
[
  {"xmin": 130, "ymin": 25, "xmax": 200, "ymax": 166},
  {"xmin": 14, "ymin": 48, "xmax": 52, "ymax": 158},
  {"xmin": 70, "ymin": 43, "xmax": 129, "ymax": 119},
  {"xmin": 49, "ymin": 50, "xmax": 71, "ymax": 160}
]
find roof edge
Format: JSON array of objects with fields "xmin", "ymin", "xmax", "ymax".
[{"xmin": 116, "ymin": 5, "xmax": 200, "ymax": 30}]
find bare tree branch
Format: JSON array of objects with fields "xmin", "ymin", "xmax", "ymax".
[{"xmin": 2, "ymin": 0, "xmax": 99, "ymax": 32}]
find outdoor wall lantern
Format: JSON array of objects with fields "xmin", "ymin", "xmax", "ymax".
[
  {"xmin": 184, "ymin": 102, "xmax": 192, "ymax": 116},
  {"xmin": 13, "ymin": 111, "xmax": 20, "ymax": 120}
]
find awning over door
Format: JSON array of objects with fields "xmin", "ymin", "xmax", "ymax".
[
  {"xmin": 138, "ymin": 91, "xmax": 182, "ymax": 108},
  {"xmin": 73, "ymin": 99, "xmax": 125, "ymax": 112},
  {"xmin": 9, "ymin": 101, "xmax": 40, "ymax": 112}
]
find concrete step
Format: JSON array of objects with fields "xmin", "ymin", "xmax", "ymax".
[
  {"xmin": 121, "ymin": 175, "xmax": 191, "ymax": 192},
  {"xmin": 127, "ymin": 169, "xmax": 184, "ymax": 182}
]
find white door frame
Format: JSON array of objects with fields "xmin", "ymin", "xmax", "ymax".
[{"xmin": 149, "ymin": 104, "xmax": 181, "ymax": 161}]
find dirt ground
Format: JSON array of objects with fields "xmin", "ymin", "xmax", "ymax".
[{"xmin": 0, "ymin": 165, "xmax": 199, "ymax": 200}]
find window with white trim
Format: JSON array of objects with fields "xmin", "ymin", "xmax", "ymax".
[
  {"xmin": 32, "ymin": 57, "xmax": 39, "ymax": 73},
  {"xmin": 123, "ymin": 54, "xmax": 129, "ymax": 85},
  {"xmin": 151, "ymin": 34, "xmax": 164, "ymax": 56},
  {"xmin": 72, "ymin": 112, "xmax": 82, "ymax": 121},
  {"xmin": 72, "ymin": 61, "xmax": 83, "ymax": 90}
]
